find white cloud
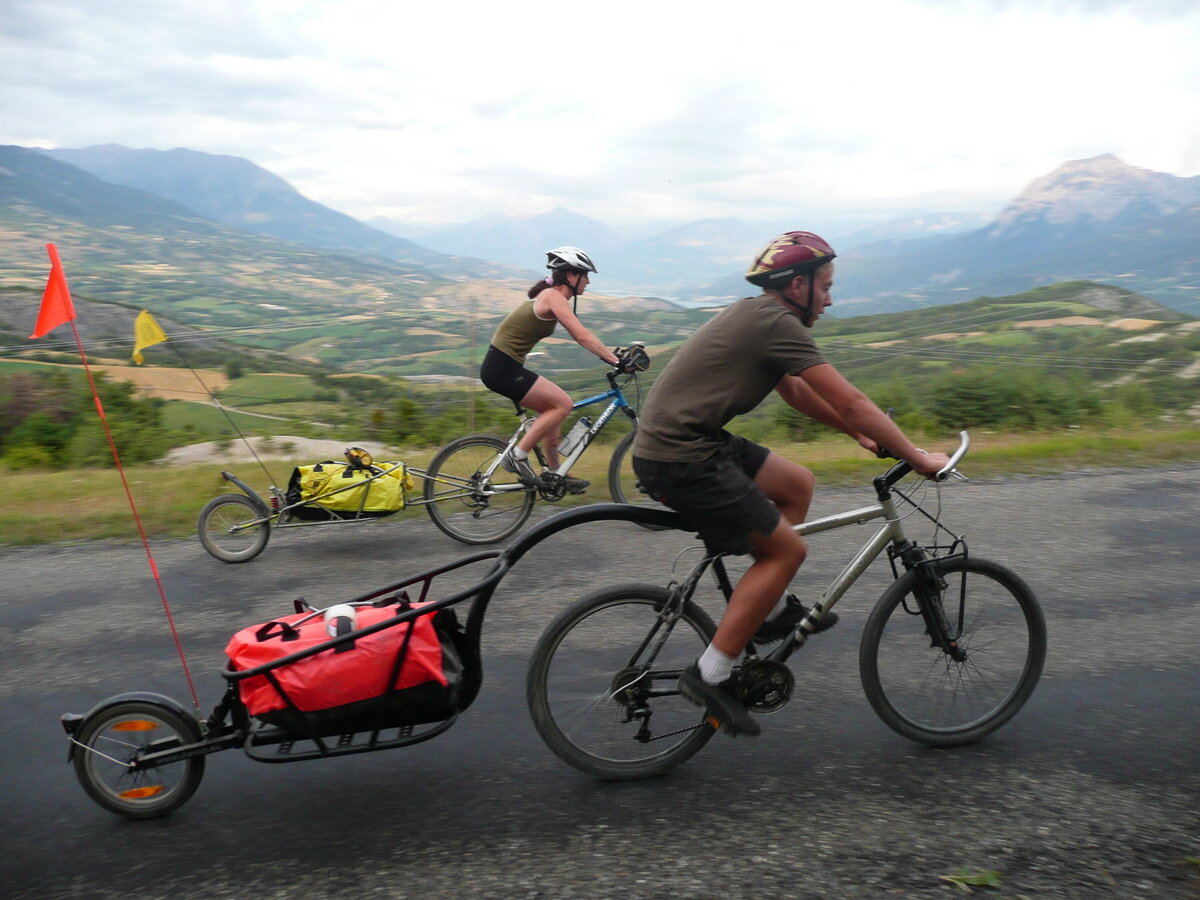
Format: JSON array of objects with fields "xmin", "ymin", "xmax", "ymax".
[{"xmin": 1, "ymin": 0, "xmax": 1197, "ymax": 234}]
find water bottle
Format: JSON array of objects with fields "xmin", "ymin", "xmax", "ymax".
[{"xmin": 560, "ymin": 417, "xmax": 591, "ymax": 455}]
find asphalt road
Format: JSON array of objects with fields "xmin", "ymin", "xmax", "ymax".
[{"xmin": 1, "ymin": 466, "xmax": 1198, "ymax": 899}]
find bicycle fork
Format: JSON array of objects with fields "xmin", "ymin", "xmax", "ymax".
[{"xmin": 891, "ymin": 540, "xmax": 966, "ymax": 661}]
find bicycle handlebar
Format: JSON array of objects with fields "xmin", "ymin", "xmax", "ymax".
[
  {"xmin": 874, "ymin": 429, "xmax": 970, "ymax": 492},
  {"xmin": 612, "ymin": 344, "xmax": 651, "ymax": 374},
  {"xmin": 937, "ymin": 430, "xmax": 970, "ymax": 480}
]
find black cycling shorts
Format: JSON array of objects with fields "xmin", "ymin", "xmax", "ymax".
[
  {"xmin": 632, "ymin": 434, "xmax": 778, "ymax": 555},
  {"xmin": 480, "ymin": 345, "xmax": 539, "ymax": 404}
]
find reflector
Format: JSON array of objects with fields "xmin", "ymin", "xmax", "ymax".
[
  {"xmin": 118, "ymin": 786, "xmax": 165, "ymax": 799},
  {"xmin": 113, "ymin": 720, "xmax": 159, "ymax": 732}
]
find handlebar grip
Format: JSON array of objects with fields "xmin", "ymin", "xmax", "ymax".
[{"xmin": 935, "ymin": 431, "xmax": 970, "ymax": 480}]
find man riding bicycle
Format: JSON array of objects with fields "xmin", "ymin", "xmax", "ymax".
[{"xmin": 632, "ymin": 231, "xmax": 949, "ymax": 737}]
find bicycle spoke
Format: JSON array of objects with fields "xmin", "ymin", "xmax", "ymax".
[
  {"xmin": 527, "ymin": 585, "xmax": 717, "ymax": 779},
  {"xmin": 861, "ymin": 557, "xmax": 1045, "ymax": 746}
]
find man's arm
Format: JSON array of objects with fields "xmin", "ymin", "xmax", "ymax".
[
  {"xmin": 795, "ymin": 363, "xmax": 948, "ymax": 476},
  {"xmin": 776, "ymin": 373, "xmax": 878, "ymax": 453}
]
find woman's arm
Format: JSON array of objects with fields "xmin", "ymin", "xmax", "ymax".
[{"xmin": 538, "ymin": 291, "xmax": 619, "ymax": 364}]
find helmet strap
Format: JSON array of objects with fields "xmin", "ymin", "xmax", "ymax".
[{"xmin": 776, "ymin": 275, "xmax": 815, "ymax": 326}]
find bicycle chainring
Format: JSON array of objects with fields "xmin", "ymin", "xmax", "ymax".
[
  {"xmin": 737, "ymin": 659, "xmax": 794, "ymax": 713},
  {"xmin": 537, "ymin": 472, "xmax": 568, "ymax": 502}
]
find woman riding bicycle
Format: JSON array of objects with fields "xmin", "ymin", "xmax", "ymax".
[{"xmin": 480, "ymin": 246, "xmax": 621, "ymax": 494}]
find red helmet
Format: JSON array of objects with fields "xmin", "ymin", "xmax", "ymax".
[{"xmin": 745, "ymin": 232, "xmax": 836, "ymax": 288}]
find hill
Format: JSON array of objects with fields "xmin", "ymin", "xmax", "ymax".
[
  {"xmin": 0, "ymin": 145, "xmax": 688, "ymax": 375},
  {"xmin": 3, "ymin": 280, "xmax": 1195, "ymax": 471},
  {"xmin": 38, "ymin": 145, "xmax": 523, "ymax": 280}
]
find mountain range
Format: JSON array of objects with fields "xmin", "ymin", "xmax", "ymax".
[
  {"xmin": 38, "ymin": 145, "xmax": 523, "ymax": 281},
  {"xmin": 825, "ymin": 155, "xmax": 1200, "ymax": 316},
  {"xmin": 32, "ymin": 145, "xmax": 1200, "ymax": 314},
  {"xmin": 1, "ymin": 143, "xmax": 1197, "ymax": 375}
]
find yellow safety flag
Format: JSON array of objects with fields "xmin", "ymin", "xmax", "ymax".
[{"xmin": 132, "ymin": 309, "xmax": 168, "ymax": 365}]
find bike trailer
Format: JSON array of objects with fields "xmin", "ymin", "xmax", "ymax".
[{"xmin": 224, "ymin": 599, "xmax": 464, "ymax": 737}]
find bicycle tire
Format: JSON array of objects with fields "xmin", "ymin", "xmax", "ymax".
[
  {"xmin": 859, "ymin": 556, "xmax": 1046, "ymax": 747},
  {"xmin": 527, "ymin": 583, "xmax": 717, "ymax": 780},
  {"xmin": 423, "ymin": 434, "xmax": 536, "ymax": 544},
  {"xmin": 197, "ymin": 494, "xmax": 270, "ymax": 563},
  {"xmin": 72, "ymin": 699, "xmax": 205, "ymax": 819},
  {"xmin": 607, "ymin": 429, "xmax": 671, "ymax": 530}
]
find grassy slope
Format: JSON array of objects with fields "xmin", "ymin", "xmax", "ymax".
[{"xmin": 2, "ymin": 425, "xmax": 1196, "ymax": 547}]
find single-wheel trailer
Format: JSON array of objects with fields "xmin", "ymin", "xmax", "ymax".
[
  {"xmin": 66, "ymin": 503, "xmax": 677, "ymax": 819},
  {"xmin": 197, "ymin": 446, "xmax": 439, "ymax": 563}
]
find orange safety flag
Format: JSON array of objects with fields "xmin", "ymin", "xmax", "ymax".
[
  {"xmin": 132, "ymin": 309, "xmax": 168, "ymax": 365},
  {"xmin": 29, "ymin": 243, "xmax": 77, "ymax": 339}
]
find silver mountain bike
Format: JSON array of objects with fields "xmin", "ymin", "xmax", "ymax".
[{"xmin": 526, "ymin": 431, "xmax": 1047, "ymax": 780}]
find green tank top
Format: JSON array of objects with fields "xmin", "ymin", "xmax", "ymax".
[{"xmin": 491, "ymin": 299, "xmax": 558, "ymax": 364}]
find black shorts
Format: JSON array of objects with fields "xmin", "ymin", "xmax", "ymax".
[
  {"xmin": 480, "ymin": 345, "xmax": 539, "ymax": 404},
  {"xmin": 632, "ymin": 434, "xmax": 778, "ymax": 555}
]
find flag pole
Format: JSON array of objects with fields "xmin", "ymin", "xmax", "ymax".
[
  {"xmin": 33, "ymin": 246, "xmax": 201, "ymax": 715},
  {"xmin": 135, "ymin": 307, "xmax": 279, "ymax": 483}
]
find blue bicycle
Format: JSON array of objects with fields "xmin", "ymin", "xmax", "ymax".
[{"xmin": 422, "ymin": 344, "xmax": 666, "ymax": 544}]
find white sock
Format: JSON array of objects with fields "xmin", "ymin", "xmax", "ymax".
[
  {"xmin": 698, "ymin": 644, "xmax": 736, "ymax": 684},
  {"xmin": 511, "ymin": 447, "xmax": 529, "ymax": 460},
  {"xmin": 768, "ymin": 591, "xmax": 791, "ymax": 619}
]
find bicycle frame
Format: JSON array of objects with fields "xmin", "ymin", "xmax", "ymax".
[
  {"xmin": 671, "ymin": 432, "xmax": 972, "ymax": 664},
  {"xmin": 486, "ymin": 370, "xmax": 639, "ymax": 481}
]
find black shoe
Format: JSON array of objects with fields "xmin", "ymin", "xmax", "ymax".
[
  {"xmin": 562, "ymin": 475, "xmax": 590, "ymax": 495},
  {"xmin": 753, "ymin": 595, "xmax": 839, "ymax": 644},
  {"xmin": 677, "ymin": 663, "xmax": 761, "ymax": 737}
]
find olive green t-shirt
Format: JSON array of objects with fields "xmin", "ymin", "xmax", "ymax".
[
  {"xmin": 491, "ymin": 299, "xmax": 558, "ymax": 364},
  {"xmin": 633, "ymin": 294, "xmax": 826, "ymax": 462}
]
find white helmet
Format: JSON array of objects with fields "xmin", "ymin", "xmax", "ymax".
[{"xmin": 546, "ymin": 246, "xmax": 597, "ymax": 273}]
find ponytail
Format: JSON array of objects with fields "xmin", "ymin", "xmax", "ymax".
[
  {"xmin": 527, "ymin": 270, "xmax": 573, "ymax": 299},
  {"xmin": 527, "ymin": 277, "xmax": 553, "ymax": 299}
]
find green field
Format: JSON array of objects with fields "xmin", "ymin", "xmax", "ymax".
[
  {"xmin": 160, "ymin": 400, "xmax": 284, "ymax": 435},
  {"xmin": 1, "ymin": 425, "xmax": 1195, "ymax": 548}
]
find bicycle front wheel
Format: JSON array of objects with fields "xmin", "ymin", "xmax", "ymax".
[
  {"xmin": 423, "ymin": 434, "xmax": 535, "ymax": 544},
  {"xmin": 197, "ymin": 494, "xmax": 270, "ymax": 563},
  {"xmin": 607, "ymin": 429, "xmax": 671, "ymax": 530},
  {"xmin": 527, "ymin": 583, "xmax": 717, "ymax": 780},
  {"xmin": 860, "ymin": 556, "xmax": 1046, "ymax": 747},
  {"xmin": 72, "ymin": 699, "xmax": 205, "ymax": 819}
]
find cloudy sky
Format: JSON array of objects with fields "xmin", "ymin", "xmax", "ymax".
[{"xmin": 3, "ymin": 0, "xmax": 1198, "ymax": 237}]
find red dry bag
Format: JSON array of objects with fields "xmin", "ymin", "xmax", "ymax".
[{"xmin": 224, "ymin": 601, "xmax": 463, "ymax": 736}]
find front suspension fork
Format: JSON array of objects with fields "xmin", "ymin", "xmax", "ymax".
[{"xmin": 892, "ymin": 541, "xmax": 966, "ymax": 661}]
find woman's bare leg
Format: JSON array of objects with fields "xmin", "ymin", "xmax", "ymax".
[{"xmin": 515, "ymin": 377, "xmax": 573, "ymax": 467}]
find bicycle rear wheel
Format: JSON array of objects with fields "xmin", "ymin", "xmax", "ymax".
[
  {"xmin": 607, "ymin": 429, "xmax": 671, "ymax": 530},
  {"xmin": 860, "ymin": 556, "xmax": 1046, "ymax": 746},
  {"xmin": 423, "ymin": 434, "xmax": 536, "ymax": 544},
  {"xmin": 527, "ymin": 583, "xmax": 717, "ymax": 780}
]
